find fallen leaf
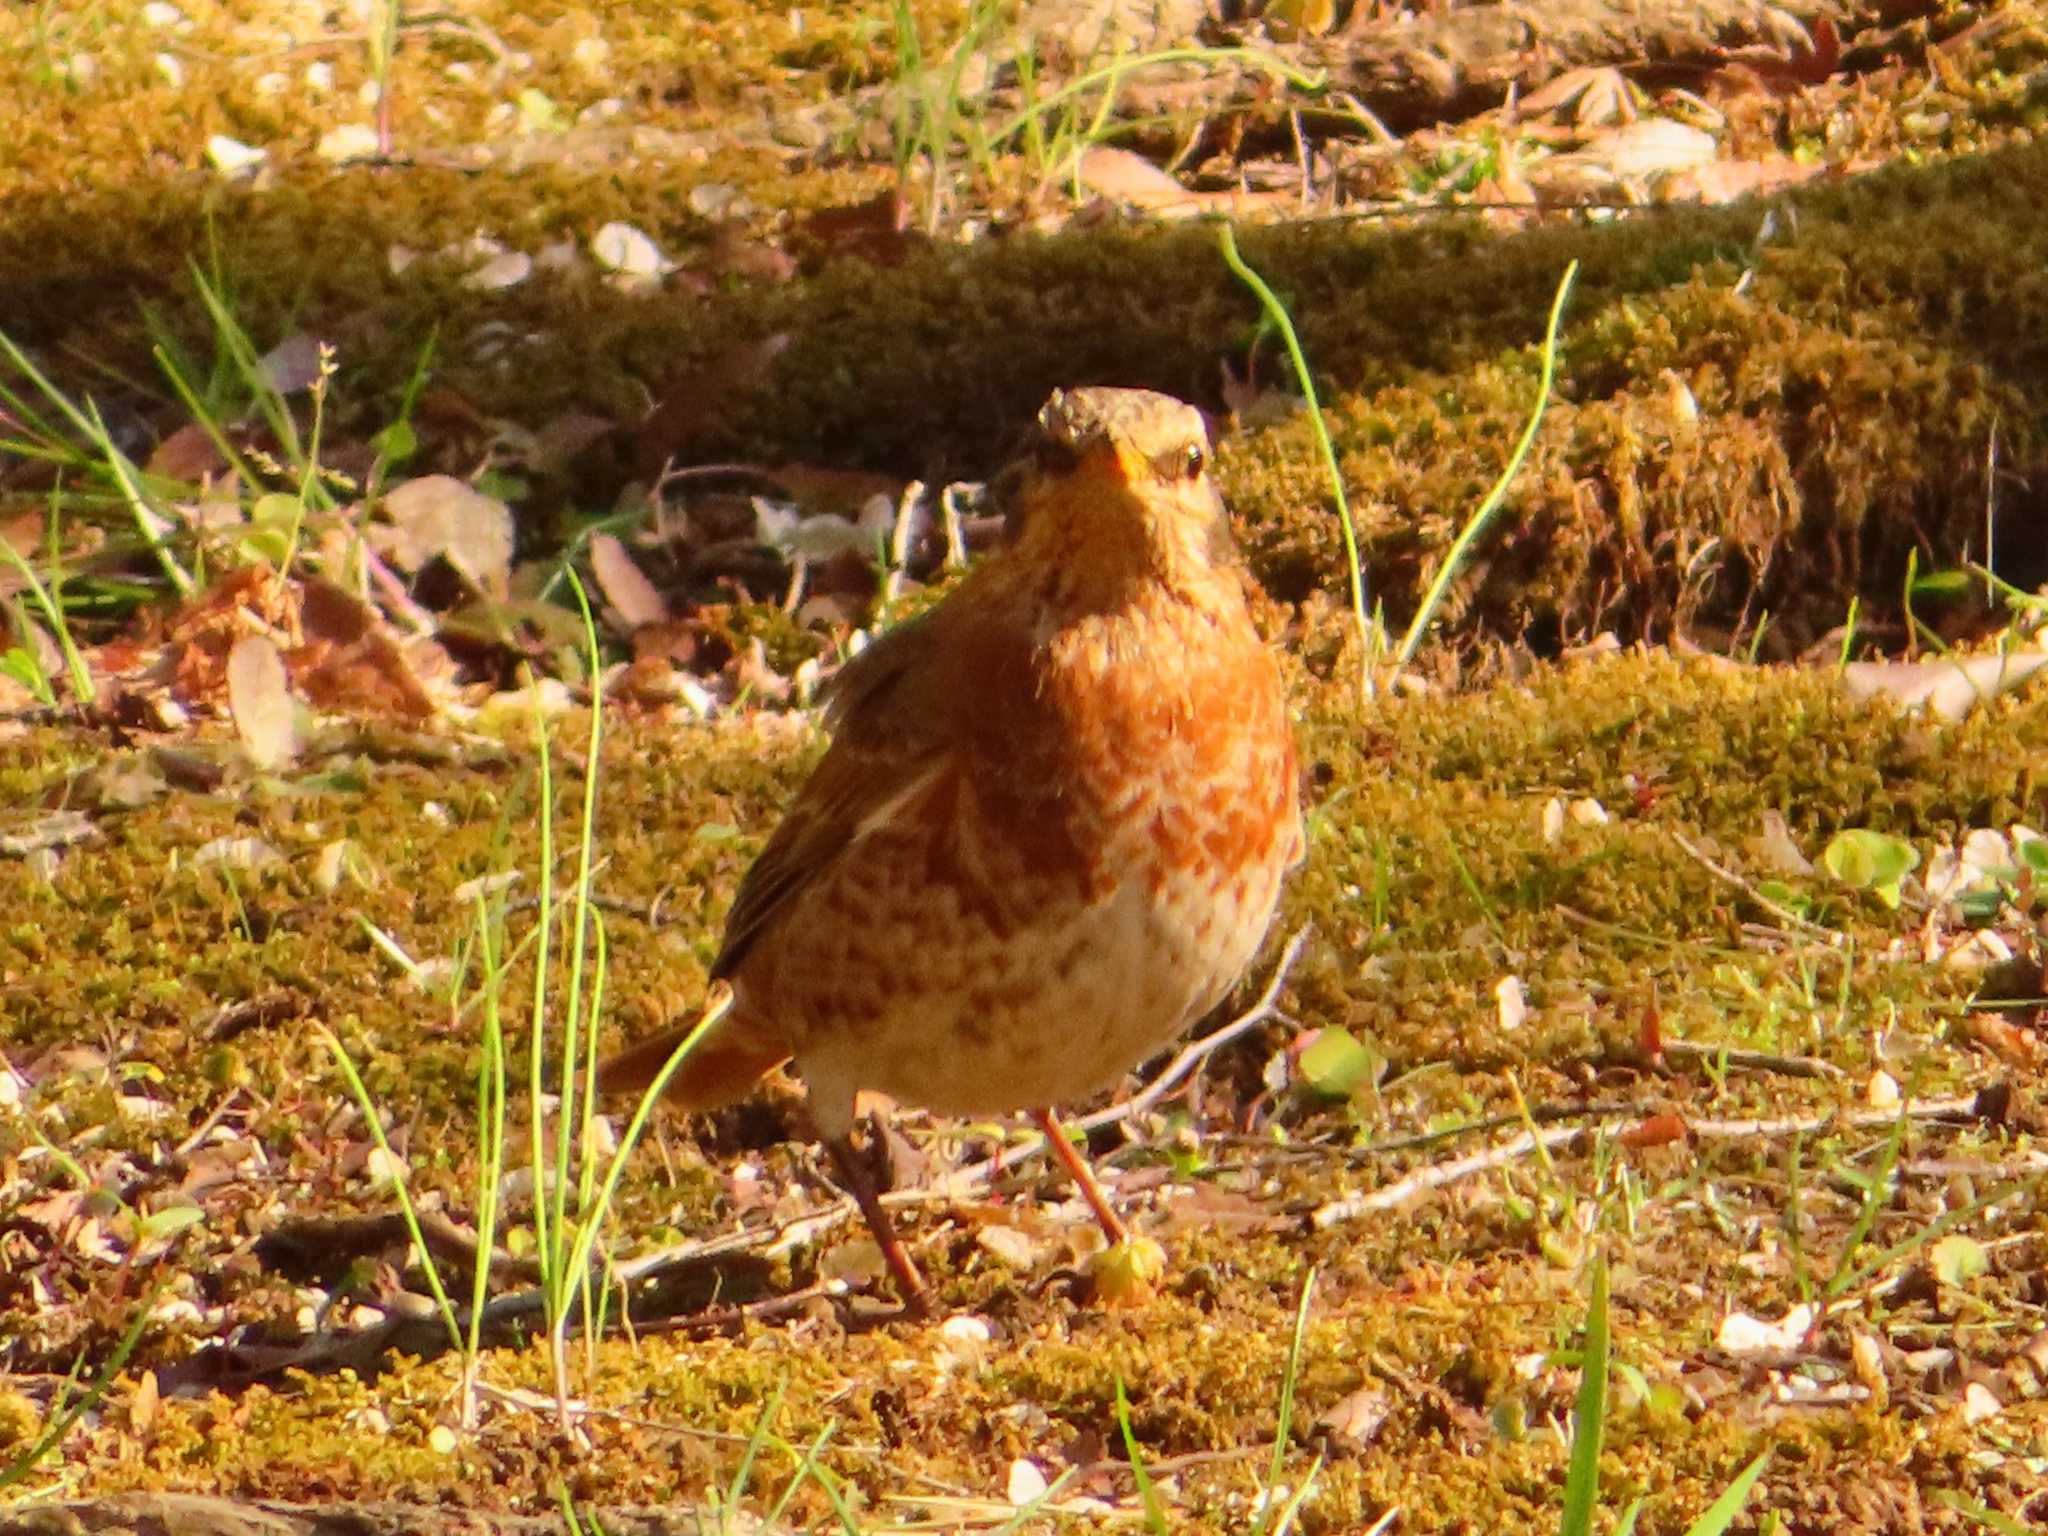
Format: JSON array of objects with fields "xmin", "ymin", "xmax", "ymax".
[
  {"xmin": 192, "ymin": 835, "xmax": 283, "ymax": 870},
  {"xmin": 1495, "ymin": 974, "xmax": 1528, "ymax": 1031},
  {"xmin": 1620, "ymin": 1113, "xmax": 1687, "ymax": 1149},
  {"xmin": 1842, "ymin": 653, "xmax": 2048, "ymax": 719},
  {"xmin": 976, "ymin": 1224, "xmax": 1046, "ymax": 1269},
  {"xmin": 1074, "ymin": 146, "xmax": 1289, "ymax": 219},
  {"xmin": 259, "ymin": 334, "xmax": 325, "ymax": 396},
  {"xmin": 128, "ymin": 1370, "xmax": 160, "ymax": 1437},
  {"xmin": 1930, "ymin": 1233, "xmax": 1988, "ymax": 1288},
  {"xmin": 1005, "ymin": 1460, "xmax": 1049, "ymax": 1506},
  {"xmin": 1961, "ymin": 1381, "xmax": 2002, "ymax": 1424},
  {"xmin": 1747, "ymin": 810, "xmax": 1813, "ymax": 875},
  {"xmin": 380, "ymin": 475, "xmax": 514, "ymax": 598},
  {"xmin": 1076, "ymin": 146, "xmax": 1197, "ymax": 212},
  {"xmin": 227, "ymin": 633, "xmax": 298, "ymax": 771},
  {"xmin": 0, "ymin": 810, "xmax": 99, "ymax": 857},
  {"xmin": 636, "ymin": 334, "xmax": 790, "ymax": 479},
  {"xmin": 589, "ymin": 533, "xmax": 669, "ymax": 629},
  {"xmin": 317, "ymin": 123, "xmax": 380, "ymax": 163},
  {"xmin": 798, "ymin": 190, "xmax": 927, "ymax": 266},
  {"xmin": 1315, "ymin": 1383, "xmax": 1392, "ymax": 1453},
  {"xmin": 591, "ymin": 221, "xmax": 671, "ymax": 286},
  {"xmin": 1717, "ymin": 1303, "xmax": 1813, "ymax": 1354}
]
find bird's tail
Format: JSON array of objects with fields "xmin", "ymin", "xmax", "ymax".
[{"xmin": 595, "ymin": 990, "xmax": 789, "ymax": 1112}]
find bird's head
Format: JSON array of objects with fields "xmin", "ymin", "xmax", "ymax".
[{"xmin": 1002, "ymin": 387, "xmax": 1235, "ymax": 593}]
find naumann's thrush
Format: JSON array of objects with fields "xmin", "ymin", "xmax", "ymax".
[{"xmin": 601, "ymin": 386, "xmax": 1301, "ymax": 1313}]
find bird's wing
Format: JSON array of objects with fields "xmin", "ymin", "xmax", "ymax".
[{"xmin": 711, "ymin": 609, "xmax": 955, "ymax": 980}]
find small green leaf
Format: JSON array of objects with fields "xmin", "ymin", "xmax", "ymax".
[
  {"xmin": 2017, "ymin": 838, "xmax": 2048, "ymax": 876},
  {"xmin": 1823, "ymin": 830, "xmax": 1919, "ymax": 893},
  {"xmin": 1297, "ymin": 1027, "xmax": 1384, "ymax": 1099},
  {"xmin": 694, "ymin": 822, "xmax": 743, "ymax": 845},
  {"xmin": 136, "ymin": 1204, "xmax": 205, "ymax": 1244},
  {"xmin": 1, "ymin": 649, "xmax": 55, "ymax": 706},
  {"xmin": 1755, "ymin": 879, "xmax": 1810, "ymax": 917},
  {"xmin": 1909, "ymin": 568, "xmax": 1972, "ymax": 598},
  {"xmin": 372, "ymin": 419, "xmax": 418, "ymax": 464},
  {"xmin": 1930, "ymin": 1233, "xmax": 1988, "ymax": 1288}
]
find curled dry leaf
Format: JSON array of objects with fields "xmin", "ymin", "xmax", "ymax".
[
  {"xmin": 1494, "ymin": 974, "xmax": 1528, "ymax": 1031},
  {"xmin": 798, "ymin": 189, "xmax": 926, "ymax": 266},
  {"xmin": 588, "ymin": 533, "xmax": 669, "ymax": 629},
  {"xmin": 1316, "ymin": 1383, "xmax": 1393, "ymax": 1454},
  {"xmin": 1619, "ymin": 1112, "xmax": 1688, "ymax": 1149},
  {"xmin": 1841, "ymin": 653, "xmax": 2048, "ymax": 720},
  {"xmin": 378, "ymin": 475, "xmax": 514, "ymax": 598},
  {"xmin": 293, "ymin": 577, "xmax": 445, "ymax": 722},
  {"xmin": 1717, "ymin": 1302, "xmax": 1813, "ymax": 1354},
  {"xmin": 226, "ymin": 633, "xmax": 298, "ymax": 771}
]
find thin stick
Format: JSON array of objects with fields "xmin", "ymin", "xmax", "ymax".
[
  {"xmin": 1659, "ymin": 1038, "xmax": 1847, "ymax": 1081},
  {"xmin": 1312, "ymin": 1088, "xmax": 2003, "ymax": 1230},
  {"xmin": 1670, "ymin": 828, "xmax": 1845, "ymax": 943}
]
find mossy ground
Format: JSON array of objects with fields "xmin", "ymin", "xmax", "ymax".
[
  {"xmin": 5, "ymin": 655, "xmax": 2046, "ymax": 1531},
  {"xmin": 4, "ymin": 1, "xmax": 2048, "ymax": 1529}
]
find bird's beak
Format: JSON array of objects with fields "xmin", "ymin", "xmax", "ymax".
[{"xmin": 1096, "ymin": 440, "xmax": 1146, "ymax": 486}]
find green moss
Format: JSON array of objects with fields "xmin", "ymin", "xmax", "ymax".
[{"xmin": 6, "ymin": 652, "xmax": 2044, "ymax": 1527}]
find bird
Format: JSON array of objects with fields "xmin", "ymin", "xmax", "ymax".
[{"xmin": 599, "ymin": 386, "xmax": 1302, "ymax": 1315}]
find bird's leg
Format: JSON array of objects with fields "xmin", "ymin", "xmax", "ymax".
[
  {"xmin": 824, "ymin": 1124, "xmax": 932, "ymax": 1318},
  {"xmin": 1032, "ymin": 1106, "xmax": 1129, "ymax": 1247}
]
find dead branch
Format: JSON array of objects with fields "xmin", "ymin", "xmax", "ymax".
[{"xmin": 1312, "ymin": 1084, "xmax": 2012, "ymax": 1229}]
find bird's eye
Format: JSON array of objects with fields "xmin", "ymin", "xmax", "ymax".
[
  {"xmin": 1035, "ymin": 436, "xmax": 1082, "ymax": 476},
  {"xmin": 1159, "ymin": 442, "xmax": 1205, "ymax": 481}
]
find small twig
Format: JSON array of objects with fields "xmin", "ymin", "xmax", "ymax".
[
  {"xmin": 938, "ymin": 483, "xmax": 972, "ymax": 569},
  {"xmin": 362, "ymin": 547, "xmax": 441, "ymax": 638},
  {"xmin": 1339, "ymin": 1101, "xmax": 1653, "ymax": 1162},
  {"xmin": 884, "ymin": 479, "xmax": 924, "ymax": 604},
  {"xmin": 1314, "ymin": 1125, "xmax": 1586, "ymax": 1228},
  {"xmin": 1685, "ymin": 1093, "xmax": 1987, "ymax": 1141},
  {"xmin": 1670, "ymin": 829, "xmax": 1843, "ymax": 943},
  {"xmin": 620, "ymin": 1281, "xmax": 839, "ymax": 1336},
  {"xmin": 1312, "ymin": 1085, "xmax": 2008, "ymax": 1230},
  {"xmin": 172, "ymin": 1089, "xmax": 247, "ymax": 1158},
  {"xmin": 1659, "ymin": 1038, "xmax": 1848, "ymax": 1081}
]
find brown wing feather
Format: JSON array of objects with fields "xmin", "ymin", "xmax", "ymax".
[{"xmin": 711, "ymin": 610, "xmax": 955, "ymax": 980}]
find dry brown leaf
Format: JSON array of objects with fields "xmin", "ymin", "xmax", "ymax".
[
  {"xmin": 1958, "ymin": 1013, "xmax": 2047, "ymax": 1069},
  {"xmin": 589, "ymin": 533, "xmax": 669, "ymax": 629},
  {"xmin": 1712, "ymin": 12, "xmax": 1841, "ymax": 93},
  {"xmin": 379, "ymin": 475, "xmax": 514, "ymax": 598},
  {"xmin": 146, "ymin": 422, "xmax": 231, "ymax": 485},
  {"xmin": 128, "ymin": 1369, "xmax": 160, "ymax": 1438},
  {"xmin": 635, "ymin": 334, "xmax": 791, "ymax": 479},
  {"xmin": 1316, "ymin": 1384, "xmax": 1393, "ymax": 1454},
  {"xmin": 226, "ymin": 633, "xmax": 298, "ymax": 771},
  {"xmin": 1518, "ymin": 65, "xmax": 1637, "ymax": 126},
  {"xmin": 1075, "ymin": 146, "xmax": 1202, "ymax": 215},
  {"xmin": 292, "ymin": 577, "xmax": 445, "ymax": 722},
  {"xmin": 798, "ymin": 190, "xmax": 927, "ymax": 267},
  {"xmin": 1620, "ymin": 1113, "xmax": 1689, "ymax": 1150}
]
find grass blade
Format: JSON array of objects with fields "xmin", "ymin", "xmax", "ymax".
[{"xmin": 1558, "ymin": 1253, "xmax": 1610, "ymax": 1536}]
